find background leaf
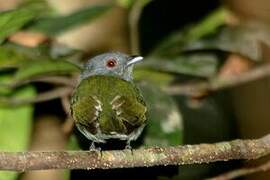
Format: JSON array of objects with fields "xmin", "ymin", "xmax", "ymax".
[
  {"xmin": 184, "ymin": 23, "xmax": 270, "ymax": 61},
  {"xmin": 0, "ymin": 43, "xmax": 82, "ymax": 70},
  {"xmin": 117, "ymin": 0, "xmax": 135, "ymax": 8},
  {"xmin": 30, "ymin": 4, "xmax": 112, "ymax": 36},
  {"xmin": 150, "ymin": 7, "xmax": 227, "ymax": 57},
  {"xmin": 134, "ymin": 69, "xmax": 175, "ymax": 87},
  {"xmin": 0, "ymin": 82, "xmax": 35, "ymax": 180},
  {"xmin": 140, "ymin": 54, "xmax": 219, "ymax": 78},
  {"xmin": 0, "ymin": 45, "xmax": 39, "ymax": 69},
  {"xmin": 13, "ymin": 59, "xmax": 80, "ymax": 81},
  {"xmin": 0, "ymin": 3, "xmax": 43, "ymax": 43}
]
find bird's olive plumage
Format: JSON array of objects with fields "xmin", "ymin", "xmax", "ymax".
[{"xmin": 70, "ymin": 52, "xmax": 147, "ymax": 148}]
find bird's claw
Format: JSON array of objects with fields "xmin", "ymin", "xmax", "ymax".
[
  {"xmin": 89, "ymin": 142, "xmax": 101, "ymax": 152},
  {"xmin": 125, "ymin": 142, "xmax": 134, "ymax": 155}
]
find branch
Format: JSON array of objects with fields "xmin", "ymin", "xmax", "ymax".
[
  {"xmin": 0, "ymin": 87, "xmax": 73, "ymax": 106},
  {"xmin": 129, "ymin": 0, "xmax": 145, "ymax": 54},
  {"xmin": 11, "ymin": 76, "xmax": 76, "ymax": 88},
  {"xmin": 129, "ymin": 1, "xmax": 140, "ymax": 54},
  {"xmin": 209, "ymin": 160, "xmax": 270, "ymax": 180},
  {"xmin": 1, "ymin": 134, "xmax": 270, "ymax": 171},
  {"xmin": 166, "ymin": 64, "xmax": 270, "ymax": 96}
]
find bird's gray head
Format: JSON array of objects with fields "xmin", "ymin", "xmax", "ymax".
[{"xmin": 80, "ymin": 52, "xmax": 143, "ymax": 81}]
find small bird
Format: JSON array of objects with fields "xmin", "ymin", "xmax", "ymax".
[{"xmin": 70, "ymin": 52, "xmax": 147, "ymax": 149}]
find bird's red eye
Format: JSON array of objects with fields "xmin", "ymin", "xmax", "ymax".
[{"xmin": 106, "ymin": 59, "xmax": 117, "ymax": 68}]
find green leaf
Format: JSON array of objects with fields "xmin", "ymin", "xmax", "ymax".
[
  {"xmin": 117, "ymin": 0, "xmax": 135, "ymax": 8},
  {"xmin": 139, "ymin": 83, "xmax": 183, "ymax": 147},
  {"xmin": 0, "ymin": 46, "xmax": 35, "ymax": 69},
  {"xmin": 66, "ymin": 134, "xmax": 80, "ymax": 150},
  {"xmin": 0, "ymin": 74, "xmax": 14, "ymax": 95},
  {"xmin": 21, "ymin": 0, "xmax": 54, "ymax": 15},
  {"xmin": 0, "ymin": 43, "xmax": 83, "ymax": 70},
  {"xmin": 151, "ymin": 7, "xmax": 227, "ymax": 56},
  {"xmin": 14, "ymin": 59, "xmax": 80, "ymax": 81},
  {"xmin": 0, "ymin": 4, "xmax": 43, "ymax": 43},
  {"xmin": 184, "ymin": 23, "xmax": 270, "ymax": 61},
  {"xmin": 185, "ymin": 7, "xmax": 227, "ymax": 42},
  {"xmin": 0, "ymin": 44, "xmax": 55, "ymax": 69},
  {"xmin": 140, "ymin": 54, "xmax": 219, "ymax": 78},
  {"xmin": 134, "ymin": 68, "xmax": 175, "ymax": 86},
  {"xmin": 0, "ymin": 85, "xmax": 35, "ymax": 180},
  {"xmin": 117, "ymin": 0, "xmax": 151, "ymax": 8},
  {"xmin": 0, "ymin": 86, "xmax": 34, "ymax": 150},
  {"xmin": 30, "ymin": 4, "xmax": 112, "ymax": 36},
  {"xmin": 0, "ymin": 44, "xmax": 81, "ymax": 87}
]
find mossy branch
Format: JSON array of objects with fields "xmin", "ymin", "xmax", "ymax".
[{"xmin": 0, "ymin": 134, "xmax": 270, "ymax": 171}]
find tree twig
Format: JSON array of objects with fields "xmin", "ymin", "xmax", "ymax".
[
  {"xmin": 209, "ymin": 160, "xmax": 270, "ymax": 180},
  {"xmin": 11, "ymin": 76, "xmax": 76, "ymax": 88},
  {"xmin": 0, "ymin": 134, "xmax": 270, "ymax": 171},
  {"xmin": 60, "ymin": 95, "xmax": 75, "ymax": 136},
  {"xmin": 129, "ymin": 1, "xmax": 140, "ymax": 54},
  {"xmin": 0, "ymin": 87, "xmax": 73, "ymax": 106},
  {"xmin": 61, "ymin": 95, "xmax": 71, "ymax": 116},
  {"xmin": 129, "ymin": 0, "xmax": 145, "ymax": 54},
  {"xmin": 166, "ymin": 64, "xmax": 270, "ymax": 96},
  {"xmin": 61, "ymin": 117, "xmax": 74, "ymax": 136}
]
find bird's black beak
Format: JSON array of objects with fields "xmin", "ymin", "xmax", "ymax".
[{"xmin": 127, "ymin": 55, "xmax": 143, "ymax": 66}]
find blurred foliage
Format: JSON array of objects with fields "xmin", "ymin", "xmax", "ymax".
[
  {"xmin": 139, "ymin": 83, "xmax": 183, "ymax": 147},
  {"xmin": 0, "ymin": 0, "xmax": 265, "ymax": 179},
  {"xmin": 13, "ymin": 59, "xmax": 79, "ymax": 81},
  {"xmin": 30, "ymin": 4, "xmax": 112, "ymax": 36},
  {"xmin": 150, "ymin": 7, "xmax": 227, "ymax": 57},
  {"xmin": 117, "ymin": 0, "xmax": 152, "ymax": 9},
  {"xmin": 117, "ymin": 0, "xmax": 134, "ymax": 8},
  {"xmin": 67, "ymin": 134, "xmax": 81, "ymax": 150},
  {"xmin": 184, "ymin": 23, "xmax": 270, "ymax": 61},
  {"xmin": 141, "ymin": 54, "xmax": 219, "ymax": 78},
  {"xmin": 0, "ymin": 46, "xmax": 30, "ymax": 69},
  {"xmin": 0, "ymin": 3, "xmax": 42, "ymax": 44},
  {"xmin": 0, "ymin": 75, "xmax": 35, "ymax": 180},
  {"xmin": 134, "ymin": 69, "xmax": 174, "ymax": 87}
]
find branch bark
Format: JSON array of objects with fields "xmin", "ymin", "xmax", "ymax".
[
  {"xmin": 0, "ymin": 134, "xmax": 270, "ymax": 171},
  {"xmin": 129, "ymin": 0, "xmax": 143, "ymax": 54},
  {"xmin": 11, "ymin": 76, "xmax": 76, "ymax": 88},
  {"xmin": 166, "ymin": 64, "xmax": 270, "ymax": 96},
  {"xmin": 0, "ymin": 87, "xmax": 73, "ymax": 106}
]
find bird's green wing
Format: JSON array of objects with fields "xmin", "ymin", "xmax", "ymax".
[
  {"xmin": 111, "ymin": 95, "xmax": 147, "ymax": 127},
  {"xmin": 71, "ymin": 95, "xmax": 100, "ymax": 133}
]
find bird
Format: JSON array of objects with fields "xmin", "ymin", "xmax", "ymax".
[{"xmin": 70, "ymin": 52, "xmax": 147, "ymax": 150}]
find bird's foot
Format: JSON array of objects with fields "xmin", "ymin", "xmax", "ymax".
[
  {"xmin": 125, "ymin": 142, "xmax": 134, "ymax": 155},
  {"xmin": 89, "ymin": 142, "xmax": 101, "ymax": 152},
  {"xmin": 89, "ymin": 142, "xmax": 103, "ymax": 157}
]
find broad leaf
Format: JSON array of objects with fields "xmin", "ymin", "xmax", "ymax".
[
  {"xmin": 150, "ymin": 7, "xmax": 227, "ymax": 57},
  {"xmin": 14, "ymin": 59, "xmax": 80, "ymax": 81},
  {"xmin": 0, "ymin": 3, "xmax": 43, "ymax": 43},
  {"xmin": 140, "ymin": 54, "xmax": 219, "ymax": 78},
  {"xmin": 0, "ymin": 46, "xmax": 36, "ymax": 69},
  {"xmin": 184, "ymin": 23, "xmax": 270, "ymax": 61},
  {"xmin": 30, "ymin": 4, "xmax": 112, "ymax": 36},
  {"xmin": 0, "ymin": 43, "xmax": 83, "ymax": 70}
]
